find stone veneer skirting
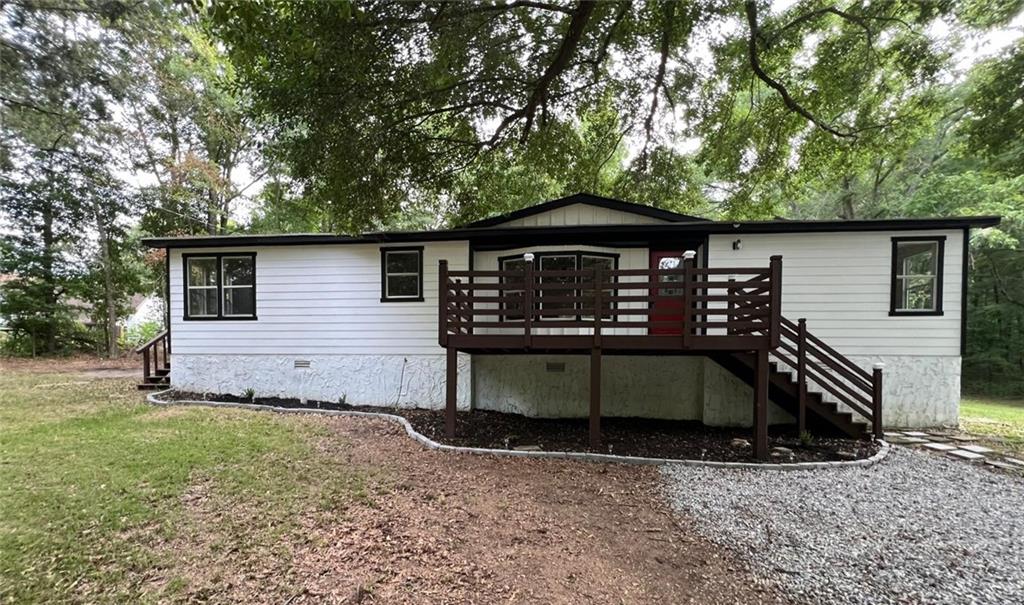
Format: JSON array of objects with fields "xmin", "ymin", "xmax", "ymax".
[{"xmin": 170, "ymin": 353, "xmax": 961, "ymax": 429}]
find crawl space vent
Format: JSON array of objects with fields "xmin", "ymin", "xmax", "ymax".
[
  {"xmin": 545, "ymin": 362, "xmax": 566, "ymax": 373},
  {"xmin": 294, "ymin": 360, "xmax": 311, "ymax": 369}
]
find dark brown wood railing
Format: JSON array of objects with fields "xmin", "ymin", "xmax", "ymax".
[
  {"xmin": 777, "ymin": 316, "xmax": 882, "ymax": 438},
  {"xmin": 438, "ymin": 256, "xmax": 783, "ymax": 352},
  {"xmin": 135, "ymin": 329, "xmax": 169, "ymax": 387}
]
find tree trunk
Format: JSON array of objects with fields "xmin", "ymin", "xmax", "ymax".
[
  {"xmin": 97, "ymin": 215, "xmax": 119, "ymax": 358},
  {"xmin": 839, "ymin": 175, "xmax": 856, "ymax": 219},
  {"xmin": 40, "ymin": 203, "xmax": 57, "ymax": 355}
]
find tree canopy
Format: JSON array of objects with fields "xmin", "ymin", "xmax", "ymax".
[
  {"xmin": 1, "ymin": 0, "xmax": 1022, "ymax": 391},
  {"xmin": 209, "ymin": 0, "xmax": 1021, "ymax": 227}
]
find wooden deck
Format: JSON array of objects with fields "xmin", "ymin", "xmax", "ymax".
[
  {"xmin": 439, "ymin": 256, "xmax": 783, "ymax": 354},
  {"xmin": 437, "ymin": 255, "xmax": 882, "ymax": 460}
]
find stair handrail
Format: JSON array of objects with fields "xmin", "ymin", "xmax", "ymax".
[
  {"xmin": 134, "ymin": 329, "xmax": 169, "ymax": 354},
  {"xmin": 136, "ymin": 329, "xmax": 169, "ymax": 386},
  {"xmin": 777, "ymin": 316, "xmax": 882, "ymax": 438}
]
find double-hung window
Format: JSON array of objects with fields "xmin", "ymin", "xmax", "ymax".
[
  {"xmin": 580, "ymin": 254, "xmax": 616, "ymax": 319},
  {"xmin": 499, "ymin": 256, "xmax": 529, "ymax": 319},
  {"xmin": 381, "ymin": 247, "xmax": 423, "ymax": 302},
  {"xmin": 184, "ymin": 253, "xmax": 256, "ymax": 320},
  {"xmin": 890, "ymin": 237, "xmax": 944, "ymax": 315},
  {"xmin": 538, "ymin": 254, "xmax": 577, "ymax": 317},
  {"xmin": 499, "ymin": 251, "xmax": 618, "ymax": 320}
]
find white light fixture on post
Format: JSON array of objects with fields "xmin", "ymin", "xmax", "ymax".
[
  {"xmin": 523, "ymin": 252, "xmax": 534, "ymax": 262},
  {"xmin": 683, "ymin": 250, "xmax": 696, "ymax": 261}
]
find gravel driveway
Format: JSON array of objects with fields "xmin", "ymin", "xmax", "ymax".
[{"xmin": 662, "ymin": 447, "xmax": 1024, "ymax": 605}]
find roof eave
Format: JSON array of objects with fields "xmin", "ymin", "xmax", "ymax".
[{"xmin": 141, "ymin": 215, "xmax": 1001, "ymax": 249}]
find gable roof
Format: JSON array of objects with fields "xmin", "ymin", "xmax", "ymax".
[{"xmin": 461, "ymin": 193, "xmax": 709, "ymax": 228}]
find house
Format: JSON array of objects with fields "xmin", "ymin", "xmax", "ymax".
[{"xmin": 139, "ymin": 193, "xmax": 1000, "ymax": 459}]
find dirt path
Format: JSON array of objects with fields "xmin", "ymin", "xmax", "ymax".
[{"xmin": 169, "ymin": 415, "xmax": 787, "ymax": 604}]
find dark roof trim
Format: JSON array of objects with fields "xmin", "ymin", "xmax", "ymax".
[
  {"xmin": 142, "ymin": 216, "xmax": 1001, "ymax": 249},
  {"xmin": 461, "ymin": 192, "xmax": 709, "ymax": 227},
  {"xmin": 143, "ymin": 233, "xmax": 375, "ymax": 248}
]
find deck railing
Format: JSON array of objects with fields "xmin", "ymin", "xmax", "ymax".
[
  {"xmin": 776, "ymin": 316, "xmax": 882, "ymax": 438},
  {"xmin": 439, "ymin": 255, "xmax": 783, "ymax": 351},
  {"xmin": 135, "ymin": 329, "xmax": 169, "ymax": 387}
]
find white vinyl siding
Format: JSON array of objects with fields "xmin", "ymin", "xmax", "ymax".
[
  {"xmin": 169, "ymin": 242, "xmax": 469, "ymax": 355},
  {"xmin": 492, "ymin": 203, "xmax": 670, "ymax": 227},
  {"xmin": 707, "ymin": 230, "xmax": 964, "ymax": 356}
]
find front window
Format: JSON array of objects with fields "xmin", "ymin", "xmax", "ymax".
[
  {"xmin": 184, "ymin": 254, "xmax": 256, "ymax": 319},
  {"xmin": 499, "ymin": 251, "xmax": 618, "ymax": 320},
  {"xmin": 222, "ymin": 257, "xmax": 255, "ymax": 316},
  {"xmin": 186, "ymin": 257, "xmax": 218, "ymax": 317},
  {"xmin": 499, "ymin": 256, "xmax": 529, "ymax": 319},
  {"xmin": 656, "ymin": 255, "xmax": 685, "ymax": 296},
  {"xmin": 891, "ymin": 238, "xmax": 944, "ymax": 315},
  {"xmin": 381, "ymin": 248, "xmax": 423, "ymax": 301},
  {"xmin": 538, "ymin": 254, "xmax": 577, "ymax": 317},
  {"xmin": 580, "ymin": 254, "xmax": 615, "ymax": 318}
]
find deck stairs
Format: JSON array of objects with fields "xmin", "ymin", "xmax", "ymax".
[{"xmin": 711, "ymin": 315, "xmax": 880, "ymax": 439}]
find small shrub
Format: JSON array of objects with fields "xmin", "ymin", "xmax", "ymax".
[
  {"xmin": 242, "ymin": 388, "xmax": 256, "ymax": 402},
  {"xmin": 118, "ymin": 320, "xmax": 163, "ymax": 350},
  {"xmin": 338, "ymin": 393, "xmax": 347, "ymax": 406},
  {"xmin": 799, "ymin": 430, "xmax": 815, "ymax": 447}
]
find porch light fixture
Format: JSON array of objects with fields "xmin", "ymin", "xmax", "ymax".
[
  {"xmin": 683, "ymin": 250, "xmax": 697, "ymax": 260},
  {"xmin": 523, "ymin": 252, "xmax": 535, "ymax": 262},
  {"xmin": 732, "ymin": 239, "xmax": 742, "ymax": 250}
]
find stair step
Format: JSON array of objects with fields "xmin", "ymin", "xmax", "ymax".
[{"xmin": 713, "ymin": 351, "xmax": 874, "ymax": 440}]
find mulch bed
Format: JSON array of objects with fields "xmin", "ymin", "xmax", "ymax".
[{"xmin": 163, "ymin": 390, "xmax": 879, "ymax": 463}]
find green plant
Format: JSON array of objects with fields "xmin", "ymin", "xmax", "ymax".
[
  {"xmin": 242, "ymin": 388, "xmax": 256, "ymax": 402},
  {"xmin": 118, "ymin": 320, "xmax": 162, "ymax": 350},
  {"xmin": 799, "ymin": 431, "xmax": 815, "ymax": 447},
  {"xmin": 338, "ymin": 393, "xmax": 347, "ymax": 406}
]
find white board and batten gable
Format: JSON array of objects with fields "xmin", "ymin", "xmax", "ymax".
[{"xmin": 465, "ymin": 193, "xmax": 707, "ymax": 228}]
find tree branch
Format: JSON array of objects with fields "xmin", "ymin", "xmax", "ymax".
[
  {"xmin": 518, "ymin": 0, "xmax": 598, "ymax": 141},
  {"xmin": 744, "ymin": 1, "xmax": 858, "ymax": 139},
  {"xmin": 639, "ymin": 0, "xmax": 675, "ymax": 168},
  {"xmin": 356, "ymin": 1, "xmax": 573, "ymax": 27}
]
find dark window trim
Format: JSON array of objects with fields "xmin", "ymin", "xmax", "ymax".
[
  {"xmin": 182, "ymin": 252, "xmax": 258, "ymax": 321},
  {"xmin": 498, "ymin": 250, "xmax": 620, "ymax": 321},
  {"xmin": 889, "ymin": 236, "xmax": 945, "ymax": 317},
  {"xmin": 380, "ymin": 246, "xmax": 424, "ymax": 302}
]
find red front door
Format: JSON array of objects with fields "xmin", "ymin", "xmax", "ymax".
[{"xmin": 649, "ymin": 250, "xmax": 689, "ymax": 335}]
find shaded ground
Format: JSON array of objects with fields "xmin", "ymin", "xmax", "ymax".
[
  {"xmin": 2, "ymin": 367, "xmax": 788, "ymax": 604},
  {"xmin": 166, "ymin": 391, "xmax": 878, "ymax": 463}
]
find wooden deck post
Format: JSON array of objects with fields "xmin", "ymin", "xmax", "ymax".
[
  {"xmin": 438, "ymin": 260, "xmax": 449, "ymax": 347},
  {"xmin": 590, "ymin": 347, "xmax": 602, "ymax": 448},
  {"xmin": 445, "ymin": 346, "xmax": 457, "ymax": 438},
  {"xmin": 872, "ymin": 363, "xmax": 884, "ymax": 439},
  {"xmin": 768, "ymin": 255, "xmax": 783, "ymax": 349},
  {"xmin": 681, "ymin": 253, "xmax": 694, "ymax": 348},
  {"xmin": 753, "ymin": 348, "xmax": 769, "ymax": 460},
  {"xmin": 523, "ymin": 257, "xmax": 534, "ymax": 349},
  {"xmin": 797, "ymin": 318, "xmax": 808, "ymax": 436}
]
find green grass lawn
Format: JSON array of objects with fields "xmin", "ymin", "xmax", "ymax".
[
  {"xmin": 961, "ymin": 396, "xmax": 1024, "ymax": 456},
  {"xmin": 0, "ymin": 369, "xmax": 373, "ymax": 603}
]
